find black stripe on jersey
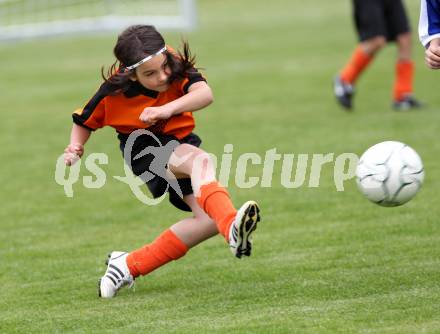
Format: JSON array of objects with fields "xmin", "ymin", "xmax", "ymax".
[
  {"xmin": 72, "ymin": 116, "xmax": 95, "ymax": 131},
  {"xmin": 73, "ymin": 80, "xmax": 159, "ymax": 129},
  {"xmin": 183, "ymin": 72, "xmax": 206, "ymax": 94},
  {"xmin": 123, "ymin": 81, "xmax": 159, "ymax": 98},
  {"xmin": 72, "ymin": 81, "xmax": 117, "ymax": 127}
]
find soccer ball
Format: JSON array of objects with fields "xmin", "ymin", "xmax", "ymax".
[{"xmin": 356, "ymin": 141, "xmax": 424, "ymax": 207}]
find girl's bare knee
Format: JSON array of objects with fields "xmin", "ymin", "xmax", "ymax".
[{"xmin": 170, "ymin": 144, "xmax": 214, "ymax": 180}]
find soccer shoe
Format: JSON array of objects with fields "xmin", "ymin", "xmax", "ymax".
[
  {"xmin": 229, "ymin": 201, "xmax": 261, "ymax": 258},
  {"xmin": 98, "ymin": 251, "xmax": 134, "ymax": 298},
  {"xmin": 393, "ymin": 95, "xmax": 423, "ymax": 111},
  {"xmin": 333, "ymin": 76, "xmax": 354, "ymax": 110}
]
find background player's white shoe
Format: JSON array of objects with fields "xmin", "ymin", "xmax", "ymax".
[
  {"xmin": 229, "ymin": 201, "xmax": 261, "ymax": 258},
  {"xmin": 98, "ymin": 251, "xmax": 134, "ymax": 298}
]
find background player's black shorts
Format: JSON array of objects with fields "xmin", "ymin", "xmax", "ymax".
[
  {"xmin": 118, "ymin": 131, "xmax": 202, "ymax": 212},
  {"xmin": 353, "ymin": 0, "xmax": 410, "ymax": 42}
]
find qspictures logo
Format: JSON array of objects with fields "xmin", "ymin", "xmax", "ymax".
[{"xmin": 55, "ymin": 130, "xmax": 359, "ymax": 205}]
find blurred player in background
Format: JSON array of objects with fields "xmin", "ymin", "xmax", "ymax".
[
  {"xmin": 64, "ymin": 25, "xmax": 261, "ymax": 298},
  {"xmin": 334, "ymin": 0, "xmax": 423, "ymax": 111},
  {"xmin": 419, "ymin": 0, "xmax": 440, "ymax": 69}
]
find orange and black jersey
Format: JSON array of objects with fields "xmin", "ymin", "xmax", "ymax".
[{"xmin": 72, "ymin": 70, "xmax": 206, "ymax": 139}]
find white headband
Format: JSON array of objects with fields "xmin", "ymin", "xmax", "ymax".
[{"xmin": 125, "ymin": 46, "xmax": 167, "ymax": 70}]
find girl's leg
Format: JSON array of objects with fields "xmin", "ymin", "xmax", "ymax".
[
  {"xmin": 169, "ymin": 194, "xmax": 218, "ymax": 248},
  {"xmin": 168, "ymin": 144, "xmax": 235, "ymax": 238},
  {"xmin": 126, "ymin": 194, "xmax": 217, "ymax": 277},
  {"xmin": 99, "ymin": 145, "xmax": 261, "ymax": 298},
  {"xmin": 99, "ymin": 195, "xmax": 217, "ymax": 298},
  {"xmin": 168, "ymin": 144, "xmax": 260, "ymax": 257}
]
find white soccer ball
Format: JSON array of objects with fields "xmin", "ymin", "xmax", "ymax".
[{"xmin": 356, "ymin": 141, "xmax": 424, "ymax": 207}]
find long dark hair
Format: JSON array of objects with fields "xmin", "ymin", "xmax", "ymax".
[{"xmin": 101, "ymin": 25, "xmax": 197, "ymax": 92}]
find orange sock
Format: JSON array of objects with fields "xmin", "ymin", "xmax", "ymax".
[
  {"xmin": 340, "ymin": 46, "xmax": 374, "ymax": 84},
  {"xmin": 393, "ymin": 60, "xmax": 414, "ymax": 101},
  {"xmin": 196, "ymin": 182, "xmax": 237, "ymax": 240},
  {"xmin": 126, "ymin": 229, "xmax": 188, "ymax": 278}
]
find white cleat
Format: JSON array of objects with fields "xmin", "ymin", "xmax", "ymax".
[
  {"xmin": 229, "ymin": 201, "xmax": 261, "ymax": 258},
  {"xmin": 98, "ymin": 251, "xmax": 134, "ymax": 298}
]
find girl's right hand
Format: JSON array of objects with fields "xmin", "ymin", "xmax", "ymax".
[{"xmin": 64, "ymin": 143, "xmax": 84, "ymax": 166}]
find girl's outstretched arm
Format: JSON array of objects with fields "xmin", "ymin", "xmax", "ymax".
[
  {"xmin": 139, "ymin": 81, "xmax": 213, "ymax": 124},
  {"xmin": 64, "ymin": 124, "xmax": 91, "ymax": 166}
]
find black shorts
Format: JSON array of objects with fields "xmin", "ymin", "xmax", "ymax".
[
  {"xmin": 117, "ymin": 131, "xmax": 202, "ymax": 212},
  {"xmin": 353, "ymin": 0, "xmax": 410, "ymax": 42}
]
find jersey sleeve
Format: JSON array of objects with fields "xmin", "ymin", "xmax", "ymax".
[
  {"xmin": 419, "ymin": 0, "xmax": 440, "ymax": 47},
  {"xmin": 72, "ymin": 84, "xmax": 109, "ymax": 131},
  {"xmin": 180, "ymin": 69, "xmax": 207, "ymax": 94}
]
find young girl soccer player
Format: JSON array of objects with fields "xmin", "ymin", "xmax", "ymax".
[{"xmin": 63, "ymin": 25, "xmax": 261, "ymax": 298}]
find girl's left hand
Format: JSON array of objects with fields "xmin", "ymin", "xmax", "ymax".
[{"xmin": 139, "ymin": 105, "xmax": 174, "ymax": 124}]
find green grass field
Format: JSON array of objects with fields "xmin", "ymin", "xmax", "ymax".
[{"xmin": 1, "ymin": 0, "xmax": 440, "ymax": 333}]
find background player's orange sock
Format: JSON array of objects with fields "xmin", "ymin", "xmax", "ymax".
[
  {"xmin": 340, "ymin": 46, "xmax": 374, "ymax": 84},
  {"xmin": 126, "ymin": 229, "xmax": 188, "ymax": 277},
  {"xmin": 196, "ymin": 182, "xmax": 237, "ymax": 240},
  {"xmin": 393, "ymin": 60, "xmax": 414, "ymax": 101}
]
